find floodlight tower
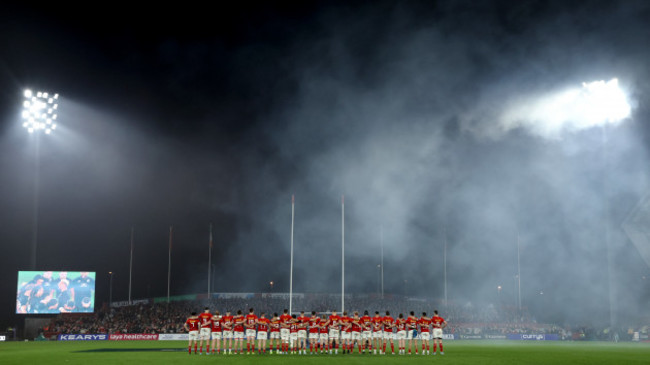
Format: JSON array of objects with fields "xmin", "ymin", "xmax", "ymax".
[
  {"xmin": 577, "ymin": 78, "xmax": 630, "ymax": 328},
  {"xmin": 21, "ymin": 89, "xmax": 59, "ymax": 270}
]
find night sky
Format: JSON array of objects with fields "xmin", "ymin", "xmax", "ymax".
[{"xmin": 2, "ymin": 0, "xmax": 650, "ymax": 328}]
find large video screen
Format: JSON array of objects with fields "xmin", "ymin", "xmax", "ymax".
[{"xmin": 16, "ymin": 271, "xmax": 96, "ymax": 314}]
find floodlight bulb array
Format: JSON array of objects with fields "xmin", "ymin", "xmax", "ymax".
[{"xmin": 21, "ymin": 89, "xmax": 59, "ymax": 134}]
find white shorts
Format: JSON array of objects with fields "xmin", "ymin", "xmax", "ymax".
[
  {"xmin": 407, "ymin": 329, "xmax": 415, "ymax": 340},
  {"xmin": 298, "ymin": 330, "xmax": 307, "ymax": 339},
  {"xmin": 352, "ymin": 332, "xmax": 361, "ymax": 341},
  {"xmin": 280, "ymin": 329, "xmax": 290, "ymax": 341},
  {"xmin": 290, "ymin": 333, "xmax": 298, "ymax": 341},
  {"xmin": 280, "ymin": 328, "xmax": 290, "ymax": 338},
  {"xmin": 256, "ymin": 331, "xmax": 268, "ymax": 340},
  {"xmin": 420, "ymin": 332, "xmax": 430, "ymax": 340},
  {"xmin": 372, "ymin": 331, "xmax": 383, "ymax": 339},
  {"xmin": 383, "ymin": 331, "xmax": 394, "ymax": 340},
  {"xmin": 270, "ymin": 331, "xmax": 280, "ymax": 339},
  {"xmin": 189, "ymin": 330, "xmax": 199, "ymax": 341},
  {"xmin": 362, "ymin": 331, "xmax": 372, "ymax": 340},
  {"xmin": 341, "ymin": 331, "xmax": 351, "ymax": 340},
  {"xmin": 245, "ymin": 329, "xmax": 256, "ymax": 338},
  {"xmin": 200, "ymin": 327, "xmax": 211, "ymax": 340},
  {"xmin": 320, "ymin": 333, "xmax": 329, "ymax": 341},
  {"xmin": 234, "ymin": 331, "xmax": 245, "ymax": 339},
  {"xmin": 433, "ymin": 328, "xmax": 443, "ymax": 339},
  {"xmin": 222, "ymin": 330, "xmax": 233, "ymax": 339},
  {"xmin": 211, "ymin": 331, "xmax": 222, "ymax": 340},
  {"xmin": 309, "ymin": 332, "xmax": 319, "ymax": 340},
  {"xmin": 328, "ymin": 329, "xmax": 339, "ymax": 339}
]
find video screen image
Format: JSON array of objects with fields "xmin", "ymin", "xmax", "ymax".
[{"xmin": 16, "ymin": 271, "xmax": 96, "ymax": 314}]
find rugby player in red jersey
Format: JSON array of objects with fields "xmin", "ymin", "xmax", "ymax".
[
  {"xmin": 319, "ymin": 314, "xmax": 329, "ymax": 353},
  {"xmin": 371, "ymin": 311, "xmax": 383, "ymax": 354},
  {"xmin": 308, "ymin": 311, "xmax": 320, "ymax": 354},
  {"xmin": 184, "ymin": 312, "xmax": 200, "ymax": 355},
  {"xmin": 328, "ymin": 310, "xmax": 341, "ymax": 354},
  {"xmin": 340, "ymin": 311, "xmax": 352, "ymax": 353},
  {"xmin": 221, "ymin": 310, "xmax": 234, "ymax": 354},
  {"xmin": 210, "ymin": 310, "xmax": 223, "ymax": 354},
  {"xmin": 431, "ymin": 310, "xmax": 448, "ymax": 355},
  {"xmin": 297, "ymin": 311, "xmax": 309, "ymax": 354},
  {"xmin": 350, "ymin": 312, "xmax": 364, "ymax": 354},
  {"xmin": 289, "ymin": 315, "xmax": 299, "ymax": 354},
  {"xmin": 419, "ymin": 312, "xmax": 432, "ymax": 355},
  {"xmin": 233, "ymin": 310, "xmax": 245, "ymax": 354},
  {"xmin": 395, "ymin": 313, "xmax": 407, "ymax": 354},
  {"xmin": 406, "ymin": 311, "xmax": 419, "ymax": 354},
  {"xmin": 244, "ymin": 308, "xmax": 258, "ymax": 354},
  {"xmin": 382, "ymin": 311, "xmax": 395, "ymax": 354},
  {"xmin": 269, "ymin": 313, "xmax": 281, "ymax": 354},
  {"xmin": 256, "ymin": 312, "xmax": 271, "ymax": 354},
  {"xmin": 198, "ymin": 307, "xmax": 213, "ymax": 355},
  {"xmin": 279, "ymin": 309, "xmax": 293, "ymax": 354},
  {"xmin": 360, "ymin": 310, "xmax": 372, "ymax": 354}
]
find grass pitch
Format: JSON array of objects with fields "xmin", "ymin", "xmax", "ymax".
[{"xmin": 1, "ymin": 340, "xmax": 649, "ymax": 364}]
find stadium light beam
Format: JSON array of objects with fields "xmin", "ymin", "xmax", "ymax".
[
  {"xmin": 541, "ymin": 78, "xmax": 631, "ymax": 131},
  {"xmin": 501, "ymin": 78, "xmax": 631, "ymax": 137}
]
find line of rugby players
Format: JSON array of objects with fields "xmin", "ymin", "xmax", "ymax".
[{"xmin": 184, "ymin": 307, "xmax": 447, "ymax": 355}]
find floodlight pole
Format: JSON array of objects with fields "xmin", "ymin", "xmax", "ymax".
[
  {"xmin": 208, "ymin": 224, "xmax": 213, "ymax": 298},
  {"xmin": 380, "ymin": 226, "xmax": 384, "ymax": 299},
  {"xmin": 29, "ymin": 133, "xmax": 41, "ymax": 270},
  {"xmin": 517, "ymin": 230, "xmax": 522, "ymax": 312},
  {"xmin": 444, "ymin": 224, "xmax": 448, "ymax": 307},
  {"xmin": 109, "ymin": 272, "xmax": 113, "ymax": 308},
  {"xmin": 167, "ymin": 226, "xmax": 172, "ymax": 303},
  {"xmin": 129, "ymin": 227, "xmax": 134, "ymax": 304},
  {"xmin": 341, "ymin": 195, "xmax": 345, "ymax": 313},
  {"xmin": 289, "ymin": 195, "xmax": 295, "ymax": 315},
  {"xmin": 603, "ymin": 125, "xmax": 617, "ymax": 328}
]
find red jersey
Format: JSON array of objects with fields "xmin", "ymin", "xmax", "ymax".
[
  {"xmin": 419, "ymin": 317, "xmax": 431, "ymax": 332},
  {"xmin": 372, "ymin": 315, "xmax": 383, "ymax": 332},
  {"xmin": 198, "ymin": 312, "xmax": 212, "ymax": 328},
  {"xmin": 270, "ymin": 318, "xmax": 281, "ymax": 332},
  {"xmin": 319, "ymin": 322, "xmax": 329, "ymax": 334},
  {"xmin": 185, "ymin": 317, "xmax": 200, "ymax": 332},
  {"xmin": 233, "ymin": 315, "xmax": 245, "ymax": 332},
  {"xmin": 297, "ymin": 315, "xmax": 309, "ymax": 327},
  {"xmin": 309, "ymin": 317, "xmax": 321, "ymax": 333},
  {"xmin": 211, "ymin": 316, "xmax": 222, "ymax": 332},
  {"xmin": 431, "ymin": 315, "xmax": 446, "ymax": 328},
  {"xmin": 289, "ymin": 323, "xmax": 298, "ymax": 333},
  {"xmin": 382, "ymin": 316, "xmax": 394, "ymax": 331},
  {"xmin": 406, "ymin": 316, "xmax": 418, "ymax": 330},
  {"xmin": 395, "ymin": 318, "xmax": 407, "ymax": 331},
  {"xmin": 328, "ymin": 314, "xmax": 340, "ymax": 329},
  {"xmin": 351, "ymin": 318, "xmax": 362, "ymax": 332},
  {"xmin": 221, "ymin": 315, "xmax": 234, "ymax": 331},
  {"xmin": 340, "ymin": 316, "xmax": 352, "ymax": 332},
  {"xmin": 245, "ymin": 314, "xmax": 258, "ymax": 329},
  {"xmin": 257, "ymin": 317, "xmax": 270, "ymax": 332},
  {"xmin": 280, "ymin": 313, "xmax": 292, "ymax": 328},
  {"xmin": 360, "ymin": 315, "xmax": 372, "ymax": 331}
]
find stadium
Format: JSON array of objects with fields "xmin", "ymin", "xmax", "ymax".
[{"xmin": 2, "ymin": 1, "xmax": 650, "ymax": 364}]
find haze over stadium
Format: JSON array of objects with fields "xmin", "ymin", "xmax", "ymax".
[{"xmin": 1, "ymin": 0, "xmax": 650, "ymax": 334}]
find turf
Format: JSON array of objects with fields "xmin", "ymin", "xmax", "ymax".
[{"xmin": 1, "ymin": 340, "xmax": 649, "ymax": 364}]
